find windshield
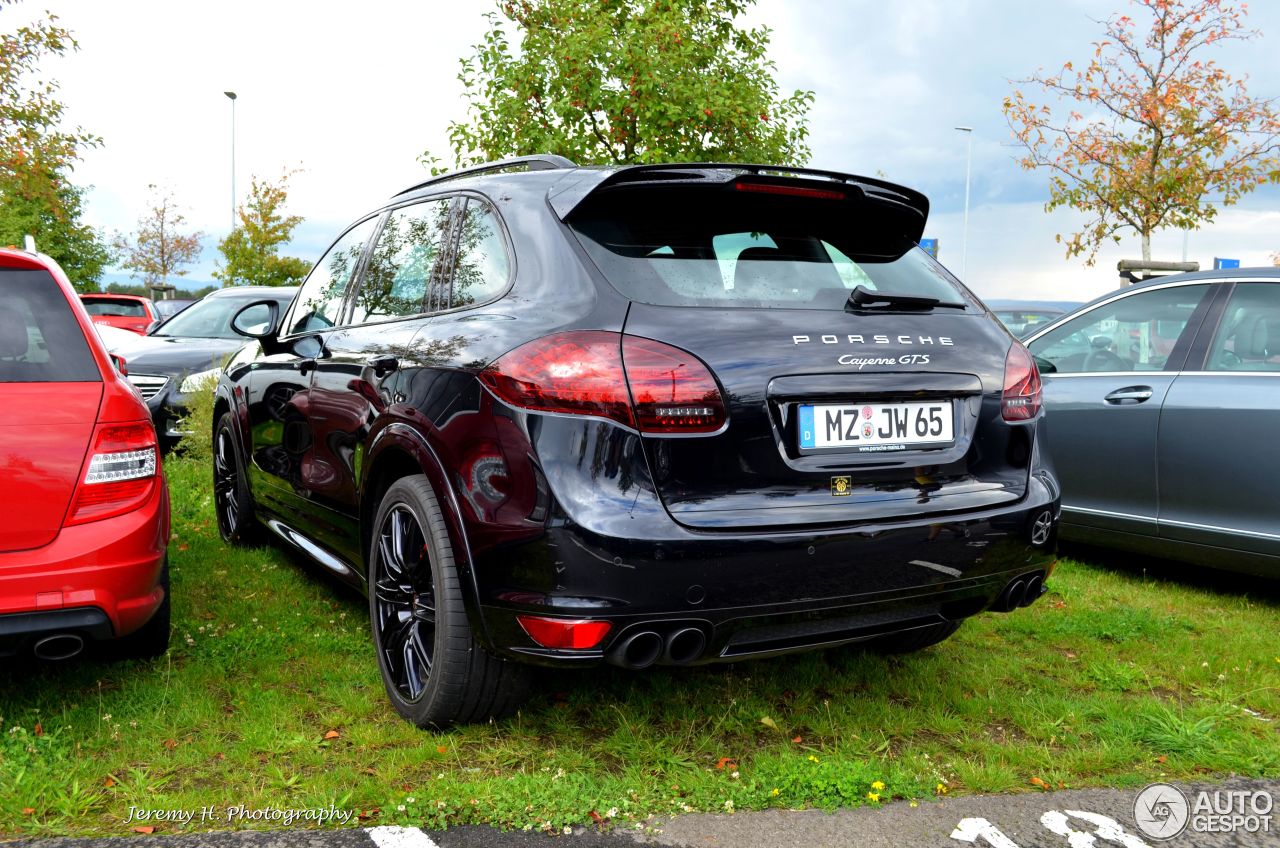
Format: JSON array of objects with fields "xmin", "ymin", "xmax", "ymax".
[
  {"xmin": 153, "ymin": 294, "xmax": 275, "ymax": 339},
  {"xmin": 568, "ymin": 185, "xmax": 972, "ymax": 310}
]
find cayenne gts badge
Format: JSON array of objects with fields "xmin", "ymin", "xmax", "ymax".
[{"xmin": 831, "ymin": 476, "xmax": 852, "ymax": 496}]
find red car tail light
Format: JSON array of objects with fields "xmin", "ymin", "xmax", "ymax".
[
  {"xmin": 1002, "ymin": 342, "xmax": 1042, "ymax": 422},
  {"xmin": 622, "ymin": 336, "xmax": 726, "ymax": 433},
  {"xmin": 517, "ymin": 615, "xmax": 612, "ymax": 649},
  {"xmin": 479, "ymin": 331, "xmax": 726, "ymax": 434},
  {"xmin": 66, "ymin": 421, "xmax": 159, "ymax": 525}
]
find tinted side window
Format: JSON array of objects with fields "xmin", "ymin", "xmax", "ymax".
[
  {"xmin": 350, "ymin": 199, "xmax": 451, "ymax": 324},
  {"xmin": 1029, "ymin": 284, "xmax": 1210, "ymax": 374},
  {"xmin": 1206, "ymin": 283, "xmax": 1280, "ymax": 371},
  {"xmin": 445, "ymin": 199, "xmax": 510, "ymax": 310},
  {"xmin": 0, "ymin": 269, "xmax": 99, "ymax": 382},
  {"xmin": 284, "ymin": 217, "xmax": 377, "ymax": 335}
]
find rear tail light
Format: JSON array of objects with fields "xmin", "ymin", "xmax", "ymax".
[
  {"xmin": 517, "ymin": 615, "xmax": 612, "ymax": 649},
  {"xmin": 622, "ymin": 336, "xmax": 725, "ymax": 433},
  {"xmin": 66, "ymin": 421, "xmax": 159, "ymax": 525},
  {"xmin": 1002, "ymin": 342, "xmax": 1042, "ymax": 422},
  {"xmin": 479, "ymin": 331, "xmax": 726, "ymax": 434}
]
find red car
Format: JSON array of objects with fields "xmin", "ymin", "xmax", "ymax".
[
  {"xmin": 1, "ymin": 248, "xmax": 170, "ymax": 660},
  {"xmin": 79, "ymin": 293, "xmax": 159, "ymax": 335}
]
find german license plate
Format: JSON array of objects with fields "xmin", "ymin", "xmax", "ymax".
[{"xmin": 798, "ymin": 401, "xmax": 953, "ymax": 451}]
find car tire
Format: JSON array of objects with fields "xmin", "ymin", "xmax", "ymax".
[
  {"xmin": 213, "ymin": 411, "xmax": 258, "ymax": 545},
  {"xmin": 107, "ymin": 558, "xmax": 171, "ymax": 660},
  {"xmin": 369, "ymin": 475, "xmax": 530, "ymax": 728},
  {"xmin": 868, "ymin": 620, "xmax": 960, "ymax": 655}
]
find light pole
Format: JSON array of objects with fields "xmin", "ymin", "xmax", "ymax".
[
  {"xmin": 224, "ymin": 91, "xmax": 237, "ymax": 234},
  {"xmin": 955, "ymin": 126, "xmax": 973, "ymax": 281}
]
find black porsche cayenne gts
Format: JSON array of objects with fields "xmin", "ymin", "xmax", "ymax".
[{"xmin": 213, "ymin": 156, "xmax": 1060, "ymax": 727}]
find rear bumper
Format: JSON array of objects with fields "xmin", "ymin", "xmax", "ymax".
[
  {"xmin": 473, "ymin": 477, "xmax": 1059, "ymax": 667},
  {"xmin": 0, "ymin": 479, "xmax": 169, "ymax": 650}
]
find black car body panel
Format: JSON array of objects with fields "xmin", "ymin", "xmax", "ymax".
[{"xmin": 216, "ymin": 159, "xmax": 1059, "ymax": 678}]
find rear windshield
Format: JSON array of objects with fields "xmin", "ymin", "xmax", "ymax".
[
  {"xmin": 0, "ymin": 269, "xmax": 100, "ymax": 382},
  {"xmin": 568, "ymin": 186, "xmax": 971, "ymax": 310},
  {"xmin": 82, "ymin": 297, "xmax": 147, "ymax": 317}
]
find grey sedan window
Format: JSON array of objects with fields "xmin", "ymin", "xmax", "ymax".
[
  {"xmin": 1206, "ymin": 283, "xmax": 1280, "ymax": 371},
  {"xmin": 1029, "ymin": 284, "xmax": 1210, "ymax": 373}
]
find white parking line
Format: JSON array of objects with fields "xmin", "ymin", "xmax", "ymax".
[{"xmin": 366, "ymin": 825, "xmax": 441, "ymax": 848}]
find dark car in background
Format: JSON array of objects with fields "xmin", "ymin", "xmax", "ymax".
[
  {"xmin": 214, "ymin": 156, "xmax": 1060, "ymax": 728},
  {"xmin": 1, "ymin": 247, "xmax": 169, "ymax": 661},
  {"xmin": 122, "ymin": 286, "xmax": 296, "ymax": 449},
  {"xmin": 1025, "ymin": 269, "xmax": 1280, "ymax": 575},
  {"xmin": 987, "ymin": 299, "xmax": 1081, "ymax": 339},
  {"xmin": 79, "ymin": 293, "xmax": 159, "ymax": 336},
  {"xmin": 152, "ymin": 297, "xmax": 198, "ymax": 324}
]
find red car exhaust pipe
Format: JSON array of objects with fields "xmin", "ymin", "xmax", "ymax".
[{"xmin": 32, "ymin": 633, "xmax": 84, "ymax": 661}]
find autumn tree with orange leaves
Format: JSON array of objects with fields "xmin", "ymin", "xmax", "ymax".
[{"xmin": 1004, "ymin": 0, "xmax": 1280, "ymax": 265}]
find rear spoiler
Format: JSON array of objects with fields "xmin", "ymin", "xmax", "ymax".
[{"xmin": 547, "ymin": 163, "xmax": 929, "ymax": 236}]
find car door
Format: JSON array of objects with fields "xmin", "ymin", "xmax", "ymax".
[
  {"xmin": 1157, "ymin": 280, "xmax": 1280, "ymax": 566},
  {"xmin": 1025, "ymin": 282, "xmax": 1214, "ymax": 539},
  {"xmin": 244, "ymin": 216, "xmax": 378, "ymax": 528},
  {"xmin": 299, "ymin": 195, "xmax": 458, "ymax": 568}
]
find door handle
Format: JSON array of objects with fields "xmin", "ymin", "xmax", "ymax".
[
  {"xmin": 1104, "ymin": 386, "xmax": 1153, "ymax": 404},
  {"xmin": 368, "ymin": 354, "xmax": 400, "ymax": 377},
  {"xmin": 298, "ymin": 357, "xmax": 316, "ymax": 377}
]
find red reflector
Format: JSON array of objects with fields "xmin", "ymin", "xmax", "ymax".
[
  {"xmin": 517, "ymin": 616, "xmax": 612, "ymax": 649},
  {"xmin": 735, "ymin": 181, "xmax": 845, "ymax": 201},
  {"xmin": 1002, "ymin": 343, "xmax": 1042, "ymax": 422},
  {"xmin": 623, "ymin": 336, "xmax": 726, "ymax": 433},
  {"xmin": 479, "ymin": 331, "xmax": 635, "ymax": 427}
]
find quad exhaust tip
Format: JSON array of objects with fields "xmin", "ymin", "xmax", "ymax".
[
  {"xmin": 32, "ymin": 633, "xmax": 85, "ymax": 661},
  {"xmin": 993, "ymin": 571, "xmax": 1047, "ymax": 613},
  {"xmin": 607, "ymin": 626, "xmax": 710, "ymax": 669}
]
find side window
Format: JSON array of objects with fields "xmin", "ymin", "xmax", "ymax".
[
  {"xmin": 1028, "ymin": 284, "xmax": 1211, "ymax": 374},
  {"xmin": 1206, "ymin": 283, "xmax": 1280, "ymax": 371},
  {"xmin": 350, "ymin": 198, "xmax": 452, "ymax": 324},
  {"xmin": 283, "ymin": 217, "xmax": 377, "ymax": 336},
  {"xmin": 444, "ymin": 199, "xmax": 511, "ymax": 310}
]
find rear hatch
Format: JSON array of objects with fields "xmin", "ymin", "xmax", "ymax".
[
  {"xmin": 0, "ymin": 267, "xmax": 103, "ymax": 552},
  {"xmin": 566, "ymin": 168, "xmax": 1029, "ymax": 530}
]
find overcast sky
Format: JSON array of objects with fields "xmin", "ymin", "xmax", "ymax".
[{"xmin": 5, "ymin": 0, "xmax": 1280, "ymax": 301}]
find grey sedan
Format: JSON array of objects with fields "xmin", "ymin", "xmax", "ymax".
[{"xmin": 1024, "ymin": 267, "xmax": 1279, "ymax": 576}]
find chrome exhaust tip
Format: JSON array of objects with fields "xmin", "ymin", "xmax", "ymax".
[
  {"xmin": 607, "ymin": 631, "xmax": 663, "ymax": 670},
  {"xmin": 664, "ymin": 627, "xmax": 707, "ymax": 665},
  {"xmin": 32, "ymin": 633, "xmax": 84, "ymax": 662}
]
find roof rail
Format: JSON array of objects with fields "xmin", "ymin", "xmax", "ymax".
[{"xmin": 395, "ymin": 154, "xmax": 577, "ymax": 197}]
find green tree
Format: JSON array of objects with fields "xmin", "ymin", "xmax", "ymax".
[
  {"xmin": 0, "ymin": 167, "xmax": 111, "ymax": 290},
  {"xmin": 0, "ymin": 6, "xmax": 109, "ymax": 290},
  {"xmin": 432, "ymin": 0, "xmax": 813, "ymax": 168},
  {"xmin": 113, "ymin": 185, "xmax": 203, "ymax": 294},
  {"xmin": 1004, "ymin": 0, "xmax": 1280, "ymax": 265},
  {"xmin": 216, "ymin": 171, "xmax": 310, "ymax": 287}
]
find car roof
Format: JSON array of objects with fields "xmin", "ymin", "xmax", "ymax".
[
  {"xmin": 80, "ymin": 292, "xmax": 150, "ymax": 301},
  {"xmin": 206, "ymin": 286, "xmax": 297, "ymax": 298}
]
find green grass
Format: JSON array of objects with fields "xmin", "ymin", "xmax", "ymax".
[{"xmin": 1, "ymin": 455, "xmax": 1278, "ymax": 837}]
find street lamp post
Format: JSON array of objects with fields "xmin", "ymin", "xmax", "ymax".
[
  {"xmin": 955, "ymin": 126, "xmax": 973, "ymax": 281},
  {"xmin": 224, "ymin": 91, "xmax": 237, "ymax": 234}
]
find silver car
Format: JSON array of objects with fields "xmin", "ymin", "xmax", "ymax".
[{"xmin": 1024, "ymin": 268, "xmax": 1279, "ymax": 576}]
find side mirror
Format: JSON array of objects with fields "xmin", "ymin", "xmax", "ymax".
[
  {"xmin": 109, "ymin": 353, "xmax": 128, "ymax": 375},
  {"xmin": 231, "ymin": 300, "xmax": 282, "ymax": 339},
  {"xmin": 145, "ymin": 319, "xmax": 162, "ymax": 335}
]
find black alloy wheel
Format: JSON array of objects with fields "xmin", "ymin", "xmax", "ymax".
[
  {"xmin": 372, "ymin": 504, "xmax": 436, "ymax": 702},
  {"xmin": 213, "ymin": 412, "xmax": 257, "ymax": 544},
  {"xmin": 368, "ymin": 475, "xmax": 530, "ymax": 728}
]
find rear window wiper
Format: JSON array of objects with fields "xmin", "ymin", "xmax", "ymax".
[{"xmin": 846, "ymin": 285, "xmax": 966, "ymax": 311}]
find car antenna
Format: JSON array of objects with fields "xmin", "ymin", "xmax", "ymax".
[{"xmin": 23, "ymin": 234, "xmax": 36, "ymax": 253}]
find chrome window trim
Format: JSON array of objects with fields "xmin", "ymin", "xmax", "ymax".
[{"xmin": 1062, "ymin": 505, "xmax": 1156, "ymax": 523}]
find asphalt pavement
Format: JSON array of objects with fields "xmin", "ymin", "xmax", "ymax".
[{"xmin": 4, "ymin": 778, "xmax": 1278, "ymax": 848}]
